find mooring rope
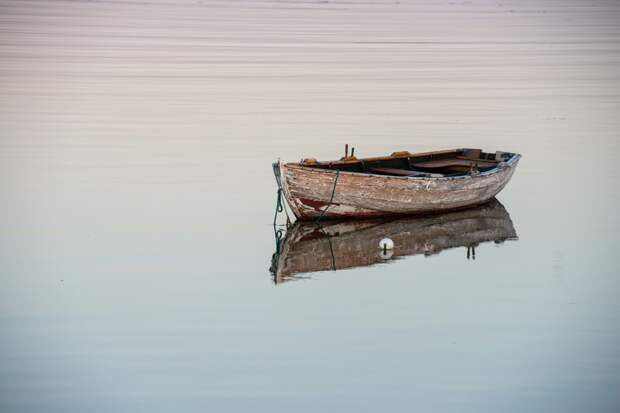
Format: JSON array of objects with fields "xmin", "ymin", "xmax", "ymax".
[
  {"xmin": 273, "ymin": 188, "xmax": 284, "ymax": 225},
  {"xmin": 315, "ymin": 169, "xmax": 340, "ymax": 224},
  {"xmin": 272, "ymin": 161, "xmax": 292, "ymax": 227}
]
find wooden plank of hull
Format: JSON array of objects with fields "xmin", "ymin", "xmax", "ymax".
[{"xmin": 279, "ymin": 156, "xmax": 520, "ymax": 220}]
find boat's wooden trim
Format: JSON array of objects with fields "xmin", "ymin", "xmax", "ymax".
[{"xmin": 301, "ymin": 148, "xmax": 464, "ymax": 167}]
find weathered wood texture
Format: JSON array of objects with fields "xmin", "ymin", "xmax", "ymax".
[
  {"xmin": 280, "ymin": 152, "xmax": 520, "ymax": 220},
  {"xmin": 271, "ymin": 198, "xmax": 517, "ymax": 282}
]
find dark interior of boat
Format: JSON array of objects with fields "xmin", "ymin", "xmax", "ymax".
[{"xmin": 301, "ymin": 148, "xmax": 515, "ymax": 178}]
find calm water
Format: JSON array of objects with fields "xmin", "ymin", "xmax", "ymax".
[{"xmin": 1, "ymin": 0, "xmax": 619, "ymax": 412}]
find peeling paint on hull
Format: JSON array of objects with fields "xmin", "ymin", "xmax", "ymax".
[{"xmin": 279, "ymin": 155, "xmax": 520, "ymax": 221}]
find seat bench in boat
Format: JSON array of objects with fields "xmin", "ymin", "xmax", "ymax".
[
  {"xmin": 411, "ymin": 157, "xmax": 498, "ymax": 169},
  {"xmin": 370, "ymin": 167, "xmax": 444, "ymax": 178}
]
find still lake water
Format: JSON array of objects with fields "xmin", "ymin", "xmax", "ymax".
[{"xmin": 1, "ymin": 0, "xmax": 619, "ymax": 411}]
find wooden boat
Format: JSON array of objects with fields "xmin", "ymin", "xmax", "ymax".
[
  {"xmin": 273, "ymin": 148, "xmax": 520, "ymax": 220},
  {"xmin": 270, "ymin": 198, "xmax": 517, "ymax": 283}
]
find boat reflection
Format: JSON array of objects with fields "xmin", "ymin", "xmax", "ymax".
[{"xmin": 269, "ymin": 198, "xmax": 517, "ymax": 284}]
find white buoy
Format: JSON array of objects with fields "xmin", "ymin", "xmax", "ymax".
[{"xmin": 379, "ymin": 238, "xmax": 394, "ymax": 251}]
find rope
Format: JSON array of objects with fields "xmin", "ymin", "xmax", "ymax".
[
  {"xmin": 315, "ymin": 169, "xmax": 340, "ymax": 224},
  {"xmin": 273, "ymin": 188, "xmax": 292, "ymax": 227},
  {"xmin": 273, "ymin": 188, "xmax": 284, "ymax": 225},
  {"xmin": 272, "ymin": 161, "xmax": 292, "ymax": 227}
]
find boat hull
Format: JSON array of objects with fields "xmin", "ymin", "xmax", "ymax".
[{"xmin": 279, "ymin": 155, "xmax": 520, "ymax": 220}]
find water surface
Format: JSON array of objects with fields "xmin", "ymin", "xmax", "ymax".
[{"xmin": 1, "ymin": 1, "xmax": 619, "ymax": 412}]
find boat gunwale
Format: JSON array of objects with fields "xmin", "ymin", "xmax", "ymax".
[
  {"xmin": 294, "ymin": 148, "xmax": 466, "ymax": 167},
  {"xmin": 281, "ymin": 152, "xmax": 521, "ymax": 182}
]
